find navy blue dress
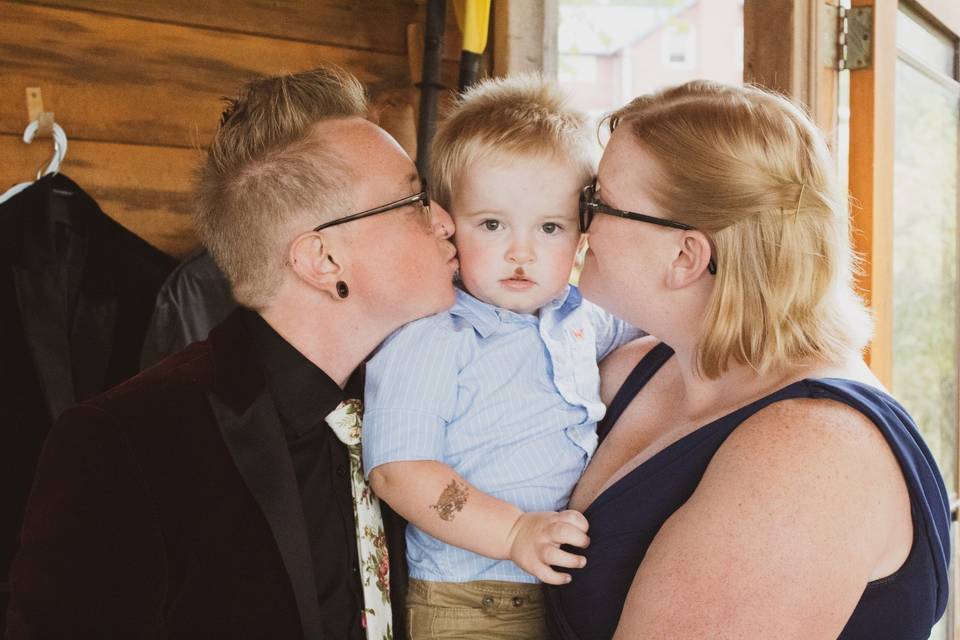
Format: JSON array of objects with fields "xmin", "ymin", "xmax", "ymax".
[{"xmin": 546, "ymin": 343, "xmax": 950, "ymax": 640}]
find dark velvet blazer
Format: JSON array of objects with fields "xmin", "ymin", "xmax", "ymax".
[{"xmin": 6, "ymin": 310, "xmax": 409, "ymax": 639}]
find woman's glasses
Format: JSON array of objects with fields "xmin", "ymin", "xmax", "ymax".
[{"xmin": 579, "ymin": 181, "xmax": 717, "ymax": 275}]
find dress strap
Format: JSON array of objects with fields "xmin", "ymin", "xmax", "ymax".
[{"xmin": 597, "ymin": 342, "xmax": 674, "ymax": 444}]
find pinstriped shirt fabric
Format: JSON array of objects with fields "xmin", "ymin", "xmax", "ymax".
[{"xmin": 363, "ymin": 285, "xmax": 643, "ymax": 584}]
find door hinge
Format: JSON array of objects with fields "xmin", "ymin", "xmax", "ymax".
[{"xmin": 839, "ymin": 5, "xmax": 873, "ymax": 71}]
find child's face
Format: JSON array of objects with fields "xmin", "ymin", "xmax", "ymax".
[{"xmin": 450, "ymin": 152, "xmax": 584, "ymax": 314}]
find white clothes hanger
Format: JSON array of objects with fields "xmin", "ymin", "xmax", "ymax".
[
  {"xmin": 25, "ymin": 120, "xmax": 68, "ymax": 178},
  {"xmin": 0, "ymin": 120, "xmax": 69, "ymax": 204}
]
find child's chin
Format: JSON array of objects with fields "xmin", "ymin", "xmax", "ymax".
[{"xmin": 500, "ymin": 296, "xmax": 549, "ymax": 316}]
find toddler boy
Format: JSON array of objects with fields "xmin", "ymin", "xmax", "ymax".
[{"xmin": 363, "ymin": 75, "xmax": 642, "ymax": 639}]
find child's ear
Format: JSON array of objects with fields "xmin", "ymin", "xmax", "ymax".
[
  {"xmin": 666, "ymin": 231, "xmax": 713, "ymax": 289},
  {"xmin": 289, "ymin": 231, "xmax": 346, "ymax": 300},
  {"xmin": 572, "ymin": 234, "xmax": 589, "ymax": 276},
  {"xmin": 576, "ymin": 234, "xmax": 589, "ymax": 254}
]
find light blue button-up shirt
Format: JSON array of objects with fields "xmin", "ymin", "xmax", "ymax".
[{"xmin": 363, "ymin": 286, "xmax": 643, "ymax": 583}]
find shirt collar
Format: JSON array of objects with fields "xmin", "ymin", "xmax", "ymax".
[
  {"xmin": 542, "ymin": 284, "xmax": 580, "ymax": 316},
  {"xmin": 242, "ymin": 309, "xmax": 362, "ymax": 437},
  {"xmin": 449, "ymin": 288, "xmax": 501, "ymax": 338},
  {"xmin": 449, "ymin": 285, "xmax": 579, "ymax": 338}
]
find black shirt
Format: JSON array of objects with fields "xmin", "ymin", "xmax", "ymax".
[{"xmin": 243, "ymin": 310, "xmax": 365, "ymax": 640}]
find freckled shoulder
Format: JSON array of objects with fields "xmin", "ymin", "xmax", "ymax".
[
  {"xmin": 617, "ymin": 393, "xmax": 910, "ymax": 638},
  {"xmin": 698, "ymin": 393, "xmax": 907, "ymax": 562},
  {"xmin": 598, "ymin": 335, "xmax": 660, "ymax": 405},
  {"xmin": 725, "ymin": 394, "xmax": 892, "ymax": 468}
]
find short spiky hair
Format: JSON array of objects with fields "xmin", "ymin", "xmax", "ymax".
[
  {"xmin": 193, "ymin": 65, "xmax": 367, "ymax": 309},
  {"xmin": 430, "ymin": 74, "xmax": 594, "ymax": 210}
]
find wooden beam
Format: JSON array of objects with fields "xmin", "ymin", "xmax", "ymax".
[
  {"xmin": 743, "ymin": 0, "xmax": 840, "ymax": 145},
  {"xmin": 0, "ymin": 3, "xmax": 459, "ymax": 149},
  {"xmin": 0, "ymin": 133, "xmax": 202, "ymax": 257},
  {"xmin": 28, "ymin": 0, "xmax": 463, "ymax": 59},
  {"xmin": 491, "ymin": 0, "xmax": 557, "ymax": 77},
  {"xmin": 848, "ymin": 0, "xmax": 897, "ymax": 387},
  {"xmin": 744, "ymin": 0, "xmax": 808, "ymax": 98}
]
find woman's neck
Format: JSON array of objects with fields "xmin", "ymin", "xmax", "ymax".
[{"xmin": 666, "ymin": 340, "xmax": 837, "ymax": 425}]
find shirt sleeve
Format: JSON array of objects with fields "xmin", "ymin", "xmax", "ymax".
[
  {"xmin": 362, "ymin": 315, "xmax": 461, "ymax": 478},
  {"xmin": 585, "ymin": 301, "xmax": 647, "ymax": 361}
]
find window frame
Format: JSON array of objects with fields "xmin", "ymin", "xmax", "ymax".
[{"xmin": 847, "ymin": 2, "xmax": 959, "ymax": 637}]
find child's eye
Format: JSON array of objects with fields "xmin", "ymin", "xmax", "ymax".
[
  {"xmin": 541, "ymin": 222, "xmax": 562, "ymax": 234},
  {"xmin": 481, "ymin": 219, "xmax": 501, "ymax": 231}
]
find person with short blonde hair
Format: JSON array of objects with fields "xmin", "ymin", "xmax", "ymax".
[
  {"xmin": 8, "ymin": 64, "xmax": 458, "ymax": 639},
  {"xmin": 194, "ymin": 66, "xmax": 366, "ymax": 309},
  {"xmin": 362, "ymin": 74, "xmax": 642, "ymax": 639},
  {"xmin": 546, "ymin": 80, "xmax": 950, "ymax": 639}
]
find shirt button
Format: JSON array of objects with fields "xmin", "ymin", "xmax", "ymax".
[
  {"xmin": 481, "ymin": 595, "xmax": 494, "ymax": 608},
  {"xmin": 337, "ymin": 465, "xmax": 347, "ymax": 477},
  {"xmin": 512, "ymin": 596, "xmax": 523, "ymax": 607},
  {"xmin": 352, "ymin": 566, "xmax": 359, "ymax": 574}
]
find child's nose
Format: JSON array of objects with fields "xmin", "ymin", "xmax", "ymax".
[{"xmin": 506, "ymin": 239, "xmax": 535, "ymax": 264}]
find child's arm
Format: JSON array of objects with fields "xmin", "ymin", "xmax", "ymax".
[
  {"xmin": 584, "ymin": 297, "xmax": 647, "ymax": 361},
  {"xmin": 368, "ymin": 460, "xmax": 588, "ymax": 585}
]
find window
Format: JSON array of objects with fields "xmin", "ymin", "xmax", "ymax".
[
  {"xmin": 891, "ymin": 5, "xmax": 959, "ymax": 499},
  {"xmin": 844, "ymin": 3, "xmax": 960, "ymax": 637},
  {"xmin": 661, "ymin": 22, "xmax": 697, "ymax": 69},
  {"xmin": 558, "ymin": 54, "xmax": 599, "ymax": 84},
  {"xmin": 556, "ymin": 0, "xmax": 743, "ymax": 153}
]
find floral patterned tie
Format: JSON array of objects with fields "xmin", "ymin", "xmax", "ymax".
[{"xmin": 325, "ymin": 398, "xmax": 393, "ymax": 640}]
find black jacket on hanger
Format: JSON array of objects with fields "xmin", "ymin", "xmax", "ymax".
[
  {"xmin": 140, "ymin": 247, "xmax": 235, "ymax": 370},
  {"xmin": 0, "ymin": 173, "xmax": 175, "ymax": 626}
]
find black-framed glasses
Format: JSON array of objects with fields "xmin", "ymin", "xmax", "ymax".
[
  {"xmin": 579, "ymin": 181, "xmax": 717, "ymax": 275},
  {"xmin": 313, "ymin": 178, "xmax": 431, "ymax": 232}
]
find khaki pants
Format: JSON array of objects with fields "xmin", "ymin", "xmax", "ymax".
[{"xmin": 406, "ymin": 578, "xmax": 549, "ymax": 640}]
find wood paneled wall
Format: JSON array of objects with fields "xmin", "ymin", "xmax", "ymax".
[{"xmin": 0, "ymin": 1, "xmax": 462, "ymax": 257}]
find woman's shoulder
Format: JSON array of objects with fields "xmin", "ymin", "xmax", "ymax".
[
  {"xmin": 609, "ymin": 380, "xmax": 917, "ymax": 638},
  {"xmin": 701, "ymin": 381, "xmax": 913, "ymax": 576},
  {"xmin": 724, "ymin": 357, "xmax": 891, "ymax": 461},
  {"xmin": 736, "ymin": 387, "xmax": 889, "ymax": 459},
  {"xmin": 725, "ymin": 369, "xmax": 903, "ymax": 493},
  {"xmin": 598, "ymin": 335, "xmax": 662, "ymax": 405}
]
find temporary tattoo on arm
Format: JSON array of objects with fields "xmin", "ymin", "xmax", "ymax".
[{"xmin": 430, "ymin": 479, "xmax": 470, "ymax": 522}]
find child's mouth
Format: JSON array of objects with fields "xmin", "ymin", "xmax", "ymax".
[{"xmin": 501, "ymin": 276, "xmax": 535, "ymax": 290}]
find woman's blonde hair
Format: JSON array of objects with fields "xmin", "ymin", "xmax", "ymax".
[
  {"xmin": 194, "ymin": 65, "xmax": 366, "ymax": 309},
  {"xmin": 608, "ymin": 80, "xmax": 871, "ymax": 378},
  {"xmin": 430, "ymin": 74, "xmax": 594, "ymax": 210}
]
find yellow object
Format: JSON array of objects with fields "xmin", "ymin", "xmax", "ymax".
[{"xmin": 453, "ymin": 0, "xmax": 491, "ymax": 54}]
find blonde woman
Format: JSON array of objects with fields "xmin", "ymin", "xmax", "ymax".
[{"xmin": 546, "ymin": 81, "xmax": 950, "ymax": 639}]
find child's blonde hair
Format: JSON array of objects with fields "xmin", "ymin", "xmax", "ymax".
[
  {"xmin": 608, "ymin": 80, "xmax": 872, "ymax": 378},
  {"xmin": 430, "ymin": 74, "xmax": 594, "ymax": 210}
]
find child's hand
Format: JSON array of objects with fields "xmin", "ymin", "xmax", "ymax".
[{"xmin": 505, "ymin": 510, "xmax": 590, "ymax": 585}]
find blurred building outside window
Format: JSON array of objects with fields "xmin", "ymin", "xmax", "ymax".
[{"xmin": 557, "ymin": 0, "xmax": 744, "ymax": 157}]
